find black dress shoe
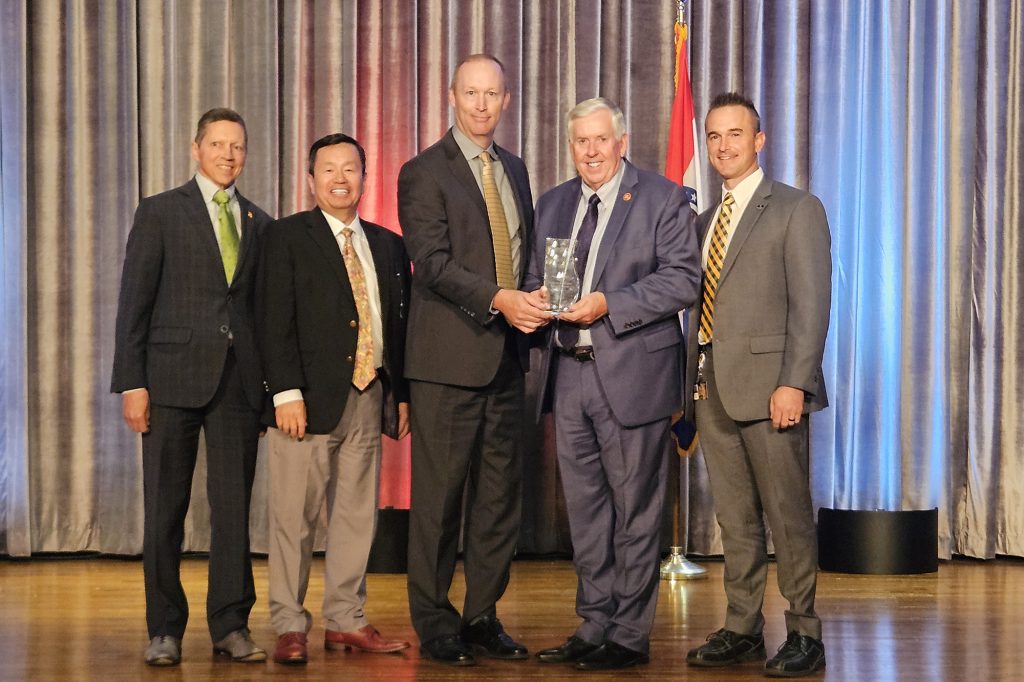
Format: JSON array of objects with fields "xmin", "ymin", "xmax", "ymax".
[
  {"xmin": 419, "ymin": 634, "xmax": 477, "ymax": 666},
  {"xmin": 764, "ymin": 631, "xmax": 826, "ymax": 677},
  {"xmin": 575, "ymin": 641, "xmax": 649, "ymax": 670},
  {"xmin": 687, "ymin": 628, "xmax": 766, "ymax": 667},
  {"xmin": 461, "ymin": 616, "xmax": 528, "ymax": 660},
  {"xmin": 537, "ymin": 636, "xmax": 600, "ymax": 663}
]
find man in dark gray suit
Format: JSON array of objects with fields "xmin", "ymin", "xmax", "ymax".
[
  {"xmin": 398, "ymin": 54, "xmax": 546, "ymax": 667},
  {"xmin": 685, "ymin": 92, "xmax": 831, "ymax": 678},
  {"xmin": 111, "ymin": 108, "xmax": 270, "ymax": 666},
  {"xmin": 525, "ymin": 97, "xmax": 701, "ymax": 671}
]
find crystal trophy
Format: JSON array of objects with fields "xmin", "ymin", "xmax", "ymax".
[{"xmin": 543, "ymin": 237, "xmax": 580, "ymax": 313}]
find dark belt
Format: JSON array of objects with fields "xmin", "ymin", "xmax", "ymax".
[{"xmin": 559, "ymin": 345, "xmax": 595, "ymax": 362}]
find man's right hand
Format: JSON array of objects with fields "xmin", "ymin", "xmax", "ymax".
[
  {"xmin": 492, "ymin": 288, "xmax": 551, "ymax": 333},
  {"xmin": 122, "ymin": 389, "xmax": 151, "ymax": 433},
  {"xmin": 276, "ymin": 400, "xmax": 307, "ymax": 440}
]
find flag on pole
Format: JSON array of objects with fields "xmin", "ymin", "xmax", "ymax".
[
  {"xmin": 664, "ymin": 3, "xmax": 703, "ymax": 213},
  {"xmin": 668, "ymin": 2, "xmax": 701, "ymax": 453}
]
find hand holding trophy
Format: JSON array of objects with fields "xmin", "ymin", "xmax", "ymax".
[{"xmin": 543, "ymin": 237, "xmax": 581, "ymax": 314}]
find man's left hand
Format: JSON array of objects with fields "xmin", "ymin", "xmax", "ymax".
[
  {"xmin": 770, "ymin": 386, "xmax": 805, "ymax": 430},
  {"xmin": 558, "ymin": 292, "xmax": 608, "ymax": 326},
  {"xmin": 492, "ymin": 289, "xmax": 551, "ymax": 333},
  {"xmin": 397, "ymin": 402, "xmax": 410, "ymax": 440}
]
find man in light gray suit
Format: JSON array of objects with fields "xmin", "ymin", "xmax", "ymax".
[
  {"xmin": 524, "ymin": 97, "xmax": 701, "ymax": 671},
  {"xmin": 684, "ymin": 92, "xmax": 831, "ymax": 678}
]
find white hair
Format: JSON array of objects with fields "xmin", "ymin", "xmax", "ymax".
[{"xmin": 566, "ymin": 97, "xmax": 626, "ymax": 141}]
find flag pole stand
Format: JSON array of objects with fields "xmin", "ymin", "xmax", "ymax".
[
  {"xmin": 661, "ymin": 444, "xmax": 707, "ymax": 580},
  {"xmin": 661, "ymin": 545, "xmax": 707, "ymax": 580}
]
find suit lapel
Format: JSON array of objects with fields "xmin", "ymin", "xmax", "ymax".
[
  {"xmin": 180, "ymin": 179, "xmax": 227, "ymax": 282},
  {"xmin": 718, "ymin": 177, "xmax": 772, "ymax": 286},
  {"xmin": 554, "ymin": 179, "xmax": 582, "ymax": 240},
  {"xmin": 494, "ymin": 143, "xmax": 527, "ymax": 230},
  {"xmin": 443, "ymin": 130, "xmax": 488, "ymax": 220},
  {"xmin": 589, "ymin": 160, "xmax": 638, "ymax": 287},
  {"xmin": 363, "ymin": 221, "xmax": 392, "ymax": 319},
  {"xmin": 306, "ymin": 208, "xmax": 356, "ymax": 304},
  {"xmin": 233, "ymin": 191, "xmax": 258, "ymax": 287}
]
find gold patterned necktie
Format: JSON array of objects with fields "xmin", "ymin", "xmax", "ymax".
[
  {"xmin": 479, "ymin": 150, "xmax": 516, "ymax": 289},
  {"xmin": 341, "ymin": 227, "xmax": 377, "ymax": 390},
  {"xmin": 699, "ymin": 192, "xmax": 736, "ymax": 342},
  {"xmin": 213, "ymin": 189, "xmax": 240, "ymax": 283}
]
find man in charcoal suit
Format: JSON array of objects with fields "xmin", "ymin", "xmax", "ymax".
[
  {"xmin": 684, "ymin": 92, "xmax": 831, "ymax": 678},
  {"xmin": 256, "ymin": 133, "xmax": 411, "ymax": 665},
  {"xmin": 111, "ymin": 108, "xmax": 270, "ymax": 666},
  {"xmin": 525, "ymin": 97, "xmax": 701, "ymax": 670},
  {"xmin": 398, "ymin": 53, "xmax": 548, "ymax": 666}
]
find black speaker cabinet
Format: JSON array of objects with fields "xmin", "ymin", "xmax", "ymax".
[
  {"xmin": 817, "ymin": 508, "xmax": 938, "ymax": 574},
  {"xmin": 367, "ymin": 508, "xmax": 409, "ymax": 574}
]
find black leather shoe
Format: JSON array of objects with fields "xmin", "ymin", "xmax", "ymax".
[
  {"xmin": 575, "ymin": 641, "xmax": 649, "ymax": 671},
  {"xmin": 461, "ymin": 616, "xmax": 528, "ymax": 660},
  {"xmin": 686, "ymin": 628, "xmax": 766, "ymax": 667},
  {"xmin": 537, "ymin": 636, "xmax": 600, "ymax": 663},
  {"xmin": 764, "ymin": 631, "xmax": 826, "ymax": 677},
  {"xmin": 419, "ymin": 634, "xmax": 477, "ymax": 666}
]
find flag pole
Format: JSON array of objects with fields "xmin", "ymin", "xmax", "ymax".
[{"xmin": 661, "ymin": 0, "xmax": 706, "ymax": 581}]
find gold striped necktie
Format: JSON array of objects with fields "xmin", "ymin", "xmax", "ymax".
[
  {"xmin": 213, "ymin": 189, "xmax": 239, "ymax": 283},
  {"xmin": 341, "ymin": 228, "xmax": 377, "ymax": 390},
  {"xmin": 479, "ymin": 150, "xmax": 516, "ymax": 289},
  {"xmin": 698, "ymin": 192, "xmax": 736, "ymax": 341}
]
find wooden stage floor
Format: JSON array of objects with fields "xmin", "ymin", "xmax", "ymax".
[{"xmin": 1, "ymin": 555, "xmax": 1022, "ymax": 680}]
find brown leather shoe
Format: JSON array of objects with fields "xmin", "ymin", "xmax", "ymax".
[
  {"xmin": 273, "ymin": 632, "xmax": 308, "ymax": 665},
  {"xmin": 325, "ymin": 625, "xmax": 410, "ymax": 653}
]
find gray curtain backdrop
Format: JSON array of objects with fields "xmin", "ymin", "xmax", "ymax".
[{"xmin": 0, "ymin": 0, "xmax": 1021, "ymax": 561}]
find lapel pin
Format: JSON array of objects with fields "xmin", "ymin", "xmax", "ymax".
[
  {"xmin": 622, "ymin": 192, "xmax": 632, "ymax": 202},
  {"xmin": 247, "ymin": 211, "xmax": 254, "ymax": 219},
  {"xmin": 755, "ymin": 203, "xmax": 766, "ymax": 210}
]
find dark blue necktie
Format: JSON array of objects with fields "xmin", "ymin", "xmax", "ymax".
[{"xmin": 558, "ymin": 193, "xmax": 601, "ymax": 349}]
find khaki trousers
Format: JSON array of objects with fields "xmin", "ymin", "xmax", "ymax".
[{"xmin": 267, "ymin": 382, "xmax": 382, "ymax": 634}]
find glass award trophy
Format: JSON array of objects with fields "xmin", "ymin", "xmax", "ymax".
[{"xmin": 543, "ymin": 237, "xmax": 580, "ymax": 313}]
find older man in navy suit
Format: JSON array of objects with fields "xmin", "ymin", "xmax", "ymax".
[
  {"xmin": 112, "ymin": 108, "xmax": 270, "ymax": 666},
  {"xmin": 524, "ymin": 97, "xmax": 701, "ymax": 670}
]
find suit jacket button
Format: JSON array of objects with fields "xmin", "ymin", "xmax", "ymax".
[
  {"xmin": 219, "ymin": 325, "xmax": 229, "ymax": 333},
  {"xmin": 346, "ymin": 355, "xmax": 354, "ymax": 363},
  {"xmin": 349, "ymin": 320, "xmax": 357, "ymax": 328}
]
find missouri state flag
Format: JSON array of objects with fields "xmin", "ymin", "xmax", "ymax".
[
  {"xmin": 667, "ymin": 10, "xmax": 703, "ymax": 453},
  {"xmin": 664, "ymin": 14, "xmax": 703, "ymax": 212}
]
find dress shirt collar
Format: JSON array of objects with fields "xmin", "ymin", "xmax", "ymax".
[
  {"xmin": 452, "ymin": 124, "xmax": 497, "ymax": 163},
  {"xmin": 581, "ymin": 158, "xmax": 627, "ymax": 206},
  {"xmin": 719, "ymin": 166, "xmax": 764, "ymax": 215},
  {"xmin": 321, "ymin": 209, "xmax": 363, "ymax": 240},
  {"xmin": 194, "ymin": 172, "xmax": 236, "ymax": 204}
]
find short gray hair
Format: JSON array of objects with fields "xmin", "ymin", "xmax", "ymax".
[{"xmin": 566, "ymin": 97, "xmax": 626, "ymax": 141}]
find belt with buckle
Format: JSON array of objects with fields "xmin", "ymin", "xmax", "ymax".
[{"xmin": 560, "ymin": 345, "xmax": 595, "ymax": 362}]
